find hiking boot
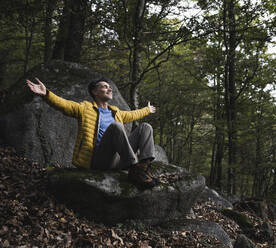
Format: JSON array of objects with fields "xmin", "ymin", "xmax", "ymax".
[
  {"xmin": 128, "ymin": 161, "xmax": 160, "ymax": 190},
  {"xmin": 145, "ymin": 162, "xmax": 154, "ymax": 178},
  {"xmin": 142, "ymin": 160, "xmax": 160, "ymax": 184}
]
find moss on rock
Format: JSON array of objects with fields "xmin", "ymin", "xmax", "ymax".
[
  {"xmin": 47, "ymin": 160, "xmax": 206, "ymax": 225},
  {"xmin": 221, "ymin": 208, "xmax": 254, "ymax": 229}
]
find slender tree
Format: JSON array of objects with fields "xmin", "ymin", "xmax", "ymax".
[{"xmin": 196, "ymin": 0, "xmax": 274, "ymax": 194}]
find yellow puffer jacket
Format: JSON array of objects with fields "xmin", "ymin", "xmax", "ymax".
[{"xmin": 44, "ymin": 90, "xmax": 150, "ymax": 169}]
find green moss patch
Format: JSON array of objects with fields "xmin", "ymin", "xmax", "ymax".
[{"xmin": 221, "ymin": 208, "xmax": 254, "ymax": 229}]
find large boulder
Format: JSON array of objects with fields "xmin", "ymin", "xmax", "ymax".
[
  {"xmin": 154, "ymin": 144, "xmax": 169, "ymax": 164},
  {"xmin": 234, "ymin": 234, "xmax": 256, "ymax": 248},
  {"xmin": 268, "ymin": 203, "xmax": 276, "ymax": 221},
  {"xmin": 163, "ymin": 219, "xmax": 233, "ymax": 248},
  {"xmin": 0, "ymin": 60, "xmax": 136, "ymax": 166},
  {"xmin": 47, "ymin": 161, "xmax": 206, "ymax": 225},
  {"xmin": 234, "ymin": 199, "xmax": 270, "ymax": 220},
  {"xmin": 260, "ymin": 222, "xmax": 275, "ymax": 243},
  {"xmin": 198, "ymin": 186, "xmax": 233, "ymax": 209}
]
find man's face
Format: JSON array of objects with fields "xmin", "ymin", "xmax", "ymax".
[{"xmin": 92, "ymin": 81, "xmax": 113, "ymax": 101}]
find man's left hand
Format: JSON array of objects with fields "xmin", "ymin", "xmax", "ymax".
[{"xmin": 148, "ymin": 102, "xmax": 156, "ymax": 113}]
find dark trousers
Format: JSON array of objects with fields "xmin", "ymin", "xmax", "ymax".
[{"xmin": 91, "ymin": 122, "xmax": 155, "ymax": 170}]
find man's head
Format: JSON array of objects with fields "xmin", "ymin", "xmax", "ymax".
[{"xmin": 88, "ymin": 78, "xmax": 113, "ymax": 102}]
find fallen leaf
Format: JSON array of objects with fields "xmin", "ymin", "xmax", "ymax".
[
  {"xmin": 138, "ymin": 240, "xmax": 151, "ymax": 248},
  {"xmin": 111, "ymin": 229, "xmax": 124, "ymax": 245},
  {"xmin": 3, "ymin": 240, "xmax": 10, "ymax": 248},
  {"xmin": 60, "ymin": 217, "xmax": 67, "ymax": 223}
]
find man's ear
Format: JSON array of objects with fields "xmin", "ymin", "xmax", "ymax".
[{"xmin": 91, "ymin": 88, "xmax": 97, "ymax": 97}]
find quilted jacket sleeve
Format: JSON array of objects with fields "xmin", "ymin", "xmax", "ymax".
[
  {"xmin": 43, "ymin": 90, "xmax": 82, "ymax": 118},
  {"xmin": 118, "ymin": 107, "xmax": 150, "ymax": 123}
]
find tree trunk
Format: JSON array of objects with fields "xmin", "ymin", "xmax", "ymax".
[
  {"xmin": 252, "ymin": 107, "xmax": 267, "ymax": 197},
  {"xmin": 210, "ymin": 123, "xmax": 225, "ymax": 189},
  {"xmin": 209, "ymin": 78, "xmax": 225, "ymax": 190},
  {"xmin": 214, "ymin": 128, "xmax": 224, "ymax": 189},
  {"xmin": 64, "ymin": 0, "xmax": 87, "ymax": 62},
  {"xmin": 210, "ymin": 141, "xmax": 216, "ymax": 184},
  {"xmin": 159, "ymin": 118, "xmax": 164, "ymax": 147},
  {"xmin": 52, "ymin": 0, "xmax": 87, "ymax": 62},
  {"xmin": 0, "ymin": 50, "xmax": 8, "ymax": 87},
  {"xmin": 24, "ymin": 21, "xmax": 35, "ymax": 74},
  {"xmin": 223, "ymin": 0, "xmax": 237, "ymax": 195},
  {"xmin": 129, "ymin": 0, "xmax": 146, "ymax": 110},
  {"xmin": 44, "ymin": 0, "xmax": 57, "ymax": 63},
  {"xmin": 252, "ymin": 125, "xmax": 261, "ymax": 197},
  {"xmin": 52, "ymin": 0, "xmax": 70, "ymax": 60},
  {"xmin": 157, "ymin": 68, "xmax": 164, "ymax": 147},
  {"xmin": 129, "ymin": 84, "xmax": 140, "ymax": 110},
  {"xmin": 187, "ymin": 130, "xmax": 193, "ymax": 171}
]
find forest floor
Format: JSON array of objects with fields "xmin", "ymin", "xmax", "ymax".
[{"xmin": 0, "ymin": 145, "xmax": 275, "ymax": 248}]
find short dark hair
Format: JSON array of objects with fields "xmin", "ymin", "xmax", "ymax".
[{"xmin": 88, "ymin": 77, "xmax": 110, "ymax": 98}]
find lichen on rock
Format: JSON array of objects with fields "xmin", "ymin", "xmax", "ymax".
[{"xmin": 48, "ymin": 162, "xmax": 206, "ymax": 225}]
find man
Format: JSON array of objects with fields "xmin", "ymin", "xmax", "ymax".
[{"xmin": 26, "ymin": 77, "xmax": 159, "ymax": 189}]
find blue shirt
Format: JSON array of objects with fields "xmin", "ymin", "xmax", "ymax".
[{"xmin": 96, "ymin": 107, "xmax": 115, "ymax": 145}]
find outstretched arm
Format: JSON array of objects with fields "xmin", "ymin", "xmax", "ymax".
[
  {"xmin": 26, "ymin": 77, "xmax": 82, "ymax": 118},
  {"xmin": 26, "ymin": 77, "xmax": 47, "ymax": 96},
  {"xmin": 118, "ymin": 101, "xmax": 156, "ymax": 123},
  {"xmin": 147, "ymin": 101, "xmax": 156, "ymax": 113}
]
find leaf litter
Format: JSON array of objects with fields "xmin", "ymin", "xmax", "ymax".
[{"xmin": 0, "ymin": 145, "xmax": 275, "ymax": 247}]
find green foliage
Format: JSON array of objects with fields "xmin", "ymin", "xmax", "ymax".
[
  {"xmin": 139, "ymin": 42, "xmax": 213, "ymax": 175},
  {"xmin": 0, "ymin": 0, "xmax": 46, "ymax": 89}
]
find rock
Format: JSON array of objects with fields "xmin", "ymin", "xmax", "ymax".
[
  {"xmin": 227, "ymin": 195, "xmax": 241, "ymax": 204},
  {"xmin": 163, "ymin": 219, "xmax": 233, "ymax": 248},
  {"xmin": 0, "ymin": 60, "xmax": 131, "ymax": 166},
  {"xmin": 185, "ymin": 208, "xmax": 196, "ymax": 218},
  {"xmin": 198, "ymin": 186, "xmax": 233, "ymax": 209},
  {"xmin": 183, "ymin": 220, "xmax": 233, "ymax": 248},
  {"xmin": 47, "ymin": 161, "xmax": 206, "ymax": 225},
  {"xmin": 220, "ymin": 209, "xmax": 254, "ymax": 230},
  {"xmin": 234, "ymin": 199, "xmax": 269, "ymax": 220},
  {"xmin": 268, "ymin": 203, "xmax": 276, "ymax": 221},
  {"xmin": 260, "ymin": 222, "xmax": 274, "ymax": 242},
  {"xmin": 267, "ymin": 182, "xmax": 276, "ymax": 201},
  {"xmin": 154, "ymin": 144, "xmax": 169, "ymax": 164},
  {"xmin": 234, "ymin": 234, "xmax": 256, "ymax": 248}
]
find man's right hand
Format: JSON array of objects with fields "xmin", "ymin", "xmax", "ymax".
[{"xmin": 26, "ymin": 77, "xmax": 47, "ymax": 96}]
